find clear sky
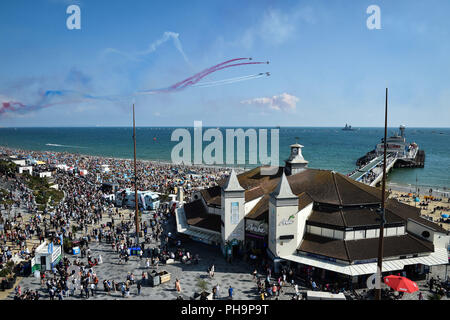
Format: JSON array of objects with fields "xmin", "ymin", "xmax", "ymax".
[{"xmin": 0, "ymin": 0, "xmax": 449, "ymax": 127}]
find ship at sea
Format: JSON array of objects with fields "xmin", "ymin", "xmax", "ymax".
[
  {"xmin": 356, "ymin": 125, "xmax": 425, "ymax": 168},
  {"xmin": 342, "ymin": 124, "xmax": 357, "ymax": 131}
]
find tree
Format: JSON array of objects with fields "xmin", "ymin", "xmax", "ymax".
[
  {"xmin": 196, "ymin": 278, "xmax": 209, "ymax": 293},
  {"xmin": 427, "ymin": 293, "xmax": 443, "ymax": 300}
]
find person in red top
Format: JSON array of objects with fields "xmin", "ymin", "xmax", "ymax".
[{"xmin": 40, "ymin": 273, "xmax": 46, "ymax": 286}]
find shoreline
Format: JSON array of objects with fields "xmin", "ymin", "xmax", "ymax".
[
  {"xmin": 1, "ymin": 144, "xmax": 448, "ymax": 192},
  {"xmin": 387, "ymin": 182, "xmax": 449, "ymax": 198}
]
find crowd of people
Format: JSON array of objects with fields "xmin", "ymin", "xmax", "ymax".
[
  {"xmin": 1, "ymin": 146, "xmax": 227, "ymax": 300},
  {"xmin": 0, "ymin": 146, "xmax": 232, "ymax": 201}
]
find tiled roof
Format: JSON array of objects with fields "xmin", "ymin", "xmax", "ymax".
[
  {"xmin": 386, "ymin": 198, "xmax": 449, "ymax": 234},
  {"xmin": 298, "ymin": 233, "xmax": 434, "ymax": 262},
  {"xmin": 183, "ymin": 199, "xmax": 221, "ymax": 233}
]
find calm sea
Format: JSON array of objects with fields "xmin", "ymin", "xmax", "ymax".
[{"xmin": 0, "ymin": 127, "xmax": 449, "ymax": 189}]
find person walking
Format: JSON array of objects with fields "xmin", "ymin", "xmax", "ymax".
[
  {"xmin": 90, "ymin": 282, "xmax": 95, "ymax": 297},
  {"xmin": 272, "ymin": 283, "xmax": 277, "ymax": 297},
  {"xmin": 212, "ymin": 286, "xmax": 217, "ymax": 300},
  {"xmin": 228, "ymin": 286, "xmax": 233, "ymax": 300},
  {"xmin": 175, "ymin": 278, "xmax": 181, "ymax": 294},
  {"xmin": 137, "ymin": 281, "xmax": 142, "ymax": 296},
  {"xmin": 216, "ymin": 283, "xmax": 220, "ymax": 299}
]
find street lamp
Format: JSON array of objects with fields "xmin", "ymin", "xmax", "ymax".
[{"xmin": 375, "ymin": 88, "xmax": 388, "ymax": 301}]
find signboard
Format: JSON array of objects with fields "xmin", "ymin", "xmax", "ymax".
[
  {"xmin": 245, "ymin": 219, "xmax": 268, "ymax": 235},
  {"xmin": 51, "ymin": 246, "xmax": 61, "ymax": 262},
  {"xmin": 231, "ymin": 202, "xmax": 239, "ymax": 225},
  {"xmin": 48, "ymin": 242, "xmax": 53, "ymax": 254},
  {"xmin": 278, "ymin": 214, "xmax": 295, "ymax": 226}
]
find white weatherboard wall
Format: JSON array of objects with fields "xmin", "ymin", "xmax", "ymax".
[
  {"xmin": 407, "ymin": 219, "xmax": 450, "ymax": 249},
  {"xmin": 268, "ymin": 196, "xmax": 300, "ymax": 258},
  {"xmin": 296, "ymin": 203, "xmax": 313, "ymax": 248},
  {"xmin": 407, "ymin": 219, "xmax": 435, "ymax": 243},
  {"xmin": 244, "ymin": 196, "xmax": 263, "ymax": 216}
]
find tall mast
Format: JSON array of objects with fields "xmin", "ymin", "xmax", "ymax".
[
  {"xmin": 376, "ymin": 88, "xmax": 388, "ymax": 300},
  {"xmin": 133, "ymin": 104, "xmax": 140, "ymax": 245}
]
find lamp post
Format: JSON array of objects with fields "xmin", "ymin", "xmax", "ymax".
[
  {"xmin": 375, "ymin": 88, "xmax": 388, "ymax": 301},
  {"xmin": 132, "ymin": 104, "xmax": 140, "ymax": 246}
]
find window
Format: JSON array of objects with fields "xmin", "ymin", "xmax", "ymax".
[
  {"xmin": 366, "ymin": 229, "xmax": 377, "ymax": 238},
  {"xmin": 396, "ymin": 226, "xmax": 405, "ymax": 235},
  {"xmin": 354, "ymin": 230, "xmax": 365, "ymax": 240},
  {"xmin": 345, "ymin": 231, "xmax": 355, "ymax": 240},
  {"xmin": 421, "ymin": 231, "xmax": 430, "ymax": 239},
  {"xmin": 322, "ymin": 228, "xmax": 334, "ymax": 238},
  {"xmin": 231, "ymin": 202, "xmax": 239, "ymax": 225},
  {"xmin": 310, "ymin": 226, "xmax": 322, "ymax": 236},
  {"xmin": 333, "ymin": 230, "xmax": 344, "ymax": 240},
  {"xmin": 386, "ymin": 227, "xmax": 397, "ymax": 236}
]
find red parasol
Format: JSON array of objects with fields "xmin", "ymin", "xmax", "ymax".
[{"xmin": 384, "ymin": 275, "xmax": 419, "ymax": 293}]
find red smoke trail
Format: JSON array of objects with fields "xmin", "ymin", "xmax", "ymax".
[
  {"xmin": 168, "ymin": 58, "xmax": 250, "ymax": 90},
  {"xmin": 0, "ymin": 101, "xmax": 26, "ymax": 114},
  {"xmin": 175, "ymin": 61, "xmax": 267, "ymax": 90},
  {"xmin": 141, "ymin": 59, "xmax": 268, "ymax": 94}
]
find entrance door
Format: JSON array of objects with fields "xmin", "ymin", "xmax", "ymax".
[
  {"xmin": 232, "ymin": 245, "xmax": 239, "ymax": 258},
  {"xmin": 40, "ymin": 256, "xmax": 47, "ymax": 272}
]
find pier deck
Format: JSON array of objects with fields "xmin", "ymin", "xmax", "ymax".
[{"xmin": 349, "ymin": 155, "xmax": 397, "ymax": 187}]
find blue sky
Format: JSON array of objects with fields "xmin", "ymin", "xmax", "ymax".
[{"xmin": 0, "ymin": 0, "xmax": 449, "ymax": 127}]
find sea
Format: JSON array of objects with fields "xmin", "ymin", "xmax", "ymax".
[{"xmin": 0, "ymin": 127, "xmax": 449, "ymax": 190}]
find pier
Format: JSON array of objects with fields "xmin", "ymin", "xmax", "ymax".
[
  {"xmin": 349, "ymin": 154, "xmax": 397, "ymax": 187},
  {"xmin": 349, "ymin": 148, "xmax": 424, "ymax": 187},
  {"xmin": 349, "ymin": 125, "xmax": 425, "ymax": 187}
]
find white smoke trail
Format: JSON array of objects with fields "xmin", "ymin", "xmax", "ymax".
[
  {"xmin": 192, "ymin": 73, "xmax": 266, "ymax": 88},
  {"xmin": 104, "ymin": 31, "xmax": 189, "ymax": 64}
]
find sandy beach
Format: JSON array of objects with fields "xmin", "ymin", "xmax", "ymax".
[{"xmin": 388, "ymin": 183, "xmax": 450, "ymax": 231}]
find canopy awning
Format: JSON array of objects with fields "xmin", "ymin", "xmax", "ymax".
[
  {"xmin": 282, "ymin": 247, "xmax": 448, "ymax": 276},
  {"xmin": 175, "ymin": 207, "xmax": 221, "ymax": 244}
]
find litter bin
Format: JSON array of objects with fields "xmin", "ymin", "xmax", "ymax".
[{"xmin": 150, "ymin": 274, "xmax": 160, "ymax": 287}]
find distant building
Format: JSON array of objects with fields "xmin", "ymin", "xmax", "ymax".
[
  {"xmin": 176, "ymin": 143, "xmax": 449, "ymax": 287},
  {"xmin": 10, "ymin": 157, "xmax": 27, "ymax": 166},
  {"xmin": 17, "ymin": 165, "xmax": 33, "ymax": 175},
  {"xmin": 34, "ymin": 171, "xmax": 52, "ymax": 178}
]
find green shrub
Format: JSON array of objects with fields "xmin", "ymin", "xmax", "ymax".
[{"xmin": 196, "ymin": 278, "xmax": 209, "ymax": 293}]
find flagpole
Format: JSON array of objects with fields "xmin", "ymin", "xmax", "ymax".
[
  {"xmin": 376, "ymin": 88, "xmax": 388, "ymax": 300},
  {"xmin": 133, "ymin": 104, "xmax": 140, "ymax": 246}
]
